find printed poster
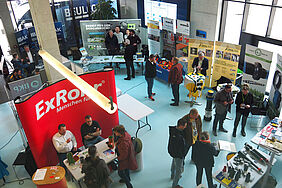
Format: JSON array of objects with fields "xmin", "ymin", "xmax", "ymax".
[
  {"xmin": 176, "ymin": 19, "xmax": 190, "ymax": 58},
  {"xmin": 270, "ymin": 54, "xmax": 282, "ymax": 111},
  {"xmin": 147, "ymin": 20, "xmax": 161, "ymax": 55},
  {"xmin": 243, "ymin": 44, "xmax": 272, "ymax": 94},
  {"xmin": 188, "ymin": 39, "xmax": 214, "ymax": 86},
  {"xmin": 162, "ymin": 17, "xmax": 176, "ymax": 59},
  {"xmin": 211, "ymin": 41, "xmax": 241, "ymax": 88}
]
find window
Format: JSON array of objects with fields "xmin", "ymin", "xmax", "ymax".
[
  {"xmin": 245, "ymin": 4, "xmax": 271, "ymax": 36},
  {"xmin": 277, "ymin": 0, "xmax": 282, "ymax": 6},
  {"xmin": 270, "ymin": 7, "xmax": 282, "ymax": 40},
  {"xmin": 249, "ymin": 0, "xmax": 273, "ymax": 5},
  {"xmin": 223, "ymin": 1, "xmax": 244, "ymax": 44}
]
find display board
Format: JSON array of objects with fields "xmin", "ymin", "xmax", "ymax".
[
  {"xmin": 243, "ymin": 44, "xmax": 272, "ymax": 94},
  {"xmin": 162, "ymin": 17, "xmax": 176, "ymax": 59},
  {"xmin": 15, "ymin": 70, "xmax": 119, "ymax": 168},
  {"xmin": 187, "ymin": 39, "xmax": 214, "ymax": 87},
  {"xmin": 8, "ymin": 75, "xmax": 42, "ymax": 100},
  {"xmin": 144, "ymin": 0, "xmax": 177, "ymax": 29},
  {"xmin": 176, "ymin": 20, "xmax": 190, "ymax": 61},
  {"xmin": 211, "ymin": 41, "xmax": 241, "ymax": 87},
  {"xmin": 270, "ymin": 54, "xmax": 282, "ymax": 111},
  {"xmin": 15, "ymin": 29, "xmax": 29, "ymax": 53},
  {"xmin": 147, "ymin": 20, "xmax": 161, "ymax": 55},
  {"xmin": 80, "ymin": 19, "xmax": 141, "ymax": 56}
]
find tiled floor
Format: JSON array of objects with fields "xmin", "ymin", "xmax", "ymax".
[{"xmin": 0, "ymin": 64, "xmax": 281, "ymax": 188}]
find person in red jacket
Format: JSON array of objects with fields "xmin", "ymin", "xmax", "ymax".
[
  {"xmin": 168, "ymin": 57, "xmax": 183, "ymax": 106},
  {"xmin": 113, "ymin": 125, "xmax": 137, "ymax": 188}
]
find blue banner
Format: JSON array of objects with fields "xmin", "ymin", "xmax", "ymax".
[{"xmin": 15, "ymin": 29, "xmax": 29, "ymax": 53}]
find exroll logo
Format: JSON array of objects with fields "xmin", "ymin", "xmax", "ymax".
[{"xmin": 35, "ymin": 81, "xmax": 105, "ymax": 120}]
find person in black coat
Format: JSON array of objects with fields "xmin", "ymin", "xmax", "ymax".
[
  {"xmin": 168, "ymin": 118, "xmax": 188, "ymax": 188},
  {"xmin": 233, "ymin": 84, "xmax": 253, "ymax": 137},
  {"xmin": 20, "ymin": 45, "xmax": 38, "ymax": 76},
  {"xmin": 127, "ymin": 30, "xmax": 141, "ymax": 54},
  {"xmin": 124, "ymin": 39, "xmax": 136, "ymax": 80},
  {"xmin": 145, "ymin": 54, "xmax": 156, "ymax": 101},
  {"xmin": 194, "ymin": 132, "xmax": 219, "ymax": 188},
  {"xmin": 192, "ymin": 51, "xmax": 209, "ymax": 76},
  {"xmin": 105, "ymin": 30, "xmax": 119, "ymax": 67}
]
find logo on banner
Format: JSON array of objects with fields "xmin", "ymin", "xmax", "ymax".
[
  {"xmin": 255, "ymin": 49, "xmax": 262, "ymax": 56},
  {"xmin": 35, "ymin": 81, "xmax": 105, "ymax": 120}
]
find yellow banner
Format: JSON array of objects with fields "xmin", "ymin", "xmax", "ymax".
[
  {"xmin": 211, "ymin": 41, "xmax": 241, "ymax": 87},
  {"xmin": 188, "ymin": 39, "xmax": 214, "ymax": 86}
]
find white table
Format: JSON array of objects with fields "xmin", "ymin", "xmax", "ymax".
[
  {"xmin": 250, "ymin": 118, "xmax": 282, "ymax": 188},
  {"xmin": 63, "ymin": 139, "xmax": 116, "ymax": 183},
  {"xmin": 213, "ymin": 146, "xmax": 276, "ymax": 188},
  {"xmin": 117, "ymin": 94, "xmax": 154, "ymax": 137},
  {"xmin": 81, "ymin": 56, "xmax": 113, "ymax": 64}
]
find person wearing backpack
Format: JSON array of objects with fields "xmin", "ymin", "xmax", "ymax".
[
  {"xmin": 82, "ymin": 146, "xmax": 111, "ymax": 188},
  {"xmin": 113, "ymin": 125, "xmax": 138, "ymax": 188},
  {"xmin": 168, "ymin": 118, "xmax": 189, "ymax": 188}
]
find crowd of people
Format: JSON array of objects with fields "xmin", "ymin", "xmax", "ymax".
[
  {"xmin": 52, "ymin": 115, "xmax": 137, "ymax": 188},
  {"xmin": 5, "ymin": 45, "xmax": 40, "ymax": 84},
  {"xmin": 105, "ymin": 26, "xmax": 141, "ymax": 80}
]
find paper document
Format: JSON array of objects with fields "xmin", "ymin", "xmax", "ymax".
[
  {"xmin": 33, "ymin": 169, "xmax": 47, "ymax": 181},
  {"xmin": 218, "ymin": 140, "xmax": 237, "ymax": 152}
]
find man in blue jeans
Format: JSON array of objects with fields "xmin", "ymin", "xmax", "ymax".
[
  {"xmin": 145, "ymin": 54, "xmax": 157, "ymax": 101},
  {"xmin": 81, "ymin": 115, "xmax": 104, "ymax": 148},
  {"xmin": 168, "ymin": 118, "xmax": 188, "ymax": 188}
]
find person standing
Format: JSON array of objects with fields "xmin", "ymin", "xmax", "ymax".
[
  {"xmin": 168, "ymin": 118, "xmax": 188, "ymax": 188},
  {"xmin": 105, "ymin": 30, "xmax": 119, "ymax": 67},
  {"xmin": 168, "ymin": 57, "xmax": 183, "ymax": 106},
  {"xmin": 194, "ymin": 132, "xmax": 219, "ymax": 188},
  {"xmin": 127, "ymin": 30, "xmax": 141, "ymax": 54},
  {"xmin": 20, "ymin": 45, "xmax": 37, "ymax": 75},
  {"xmin": 11, "ymin": 53, "xmax": 25, "ymax": 76},
  {"xmin": 192, "ymin": 51, "xmax": 209, "ymax": 76},
  {"xmin": 113, "ymin": 125, "xmax": 137, "ymax": 188},
  {"xmin": 145, "ymin": 54, "xmax": 157, "ymax": 101},
  {"xmin": 212, "ymin": 84, "xmax": 233, "ymax": 136},
  {"xmin": 181, "ymin": 108, "xmax": 202, "ymax": 161},
  {"xmin": 81, "ymin": 115, "xmax": 104, "ymax": 148},
  {"xmin": 124, "ymin": 39, "xmax": 136, "ymax": 80},
  {"xmin": 233, "ymin": 84, "xmax": 253, "ymax": 137},
  {"xmin": 124, "ymin": 29, "xmax": 130, "ymax": 41},
  {"xmin": 52, "ymin": 124, "xmax": 78, "ymax": 170},
  {"xmin": 114, "ymin": 26, "xmax": 124, "ymax": 48},
  {"xmin": 82, "ymin": 146, "xmax": 112, "ymax": 188}
]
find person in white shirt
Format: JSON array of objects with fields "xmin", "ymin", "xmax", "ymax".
[
  {"xmin": 124, "ymin": 29, "xmax": 130, "ymax": 41},
  {"xmin": 52, "ymin": 124, "xmax": 79, "ymax": 169},
  {"xmin": 114, "ymin": 26, "xmax": 124, "ymax": 47}
]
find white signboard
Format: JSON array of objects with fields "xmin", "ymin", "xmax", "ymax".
[
  {"xmin": 162, "ymin": 17, "xmax": 175, "ymax": 33},
  {"xmin": 176, "ymin": 19, "xmax": 190, "ymax": 36},
  {"xmin": 243, "ymin": 44, "xmax": 273, "ymax": 94},
  {"xmin": 147, "ymin": 20, "xmax": 161, "ymax": 55}
]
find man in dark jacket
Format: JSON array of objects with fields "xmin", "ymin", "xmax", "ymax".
[
  {"xmin": 168, "ymin": 57, "xmax": 183, "ymax": 106},
  {"xmin": 105, "ymin": 30, "xmax": 119, "ymax": 67},
  {"xmin": 194, "ymin": 132, "xmax": 219, "ymax": 188},
  {"xmin": 168, "ymin": 118, "xmax": 188, "ymax": 188},
  {"xmin": 192, "ymin": 51, "xmax": 209, "ymax": 76},
  {"xmin": 113, "ymin": 125, "xmax": 137, "ymax": 188},
  {"xmin": 233, "ymin": 84, "xmax": 253, "ymax": 137},
  {"xmin": 212, "ymin": 84, "xmax": 233, "ymax": 136},
  {"xmin": 20, "ymin": 45, "xmax": 38, "ymax": 76},
  {"xmin": 127, "ymin": 30, "xmax": 141, "ymax": 54},
  {"xmin": 145, "ymin": 54, "xmax": 157, "ymax": 101},
  {"xmin": 181, "ymin": 108, "xmax": 202, "ymax": 161},
  {"xmin": 124, "ymin": 39, "xmax": 136, "ymax": 80}
]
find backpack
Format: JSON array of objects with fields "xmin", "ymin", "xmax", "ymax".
[
  {"xmin": 83, "ymin": 158, "xmax": 108, "ymax": 187},
  {"xmin": 131, "ymin": 137, "xmax": 142, "ymax": 153}
]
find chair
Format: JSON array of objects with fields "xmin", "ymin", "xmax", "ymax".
[{"xmin": 249, "ymin": 97, "xmax": 269, "ymax": 128}]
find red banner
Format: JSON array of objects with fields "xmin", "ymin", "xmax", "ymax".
[{"xmin": 15, "ymin": 70, "xmax": 119, "ymax": 168}]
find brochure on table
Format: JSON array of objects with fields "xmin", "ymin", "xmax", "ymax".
[
  {"xmin": 147, "ymin": 20, "xmax": 161, "ymax": 55},
  {"xmin": 211, "ymin": 41, "xmax": 240, "ymax": 88},
  {"xmin": 269, "ymin": 54, "xmax": 282, "ymax": 112},
  {"xmin": 243, "ymin": 44, "xmax": 272, "ymax": 95}
]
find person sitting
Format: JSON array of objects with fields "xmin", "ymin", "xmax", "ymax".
[
  {"xmin": 113, "ymin": 125, "xmax": 137, "ymax": 188},
  {"xmin": 6, "ymin": 69, "xmax": 23, "ymax": 83},
  {"xmin": 82, "ymin": 146, "xmax": 112, "ymax": 188},
  {"xmin": 81, "ymin": 115, "xmax": 104, "ymax": 148},
  {"xmin": 52, "ymin": 124, "xmax": 78, "ymax": 170},
  {"xmin": 194, "ymin": 132, "xmax": 219, "ymax": 188},
  {"xmin": 192, "ymin": 51, "xmax": 209, "ymax": 76}
]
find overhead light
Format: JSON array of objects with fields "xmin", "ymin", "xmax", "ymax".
[{"xmin": 39, "ymin": 50, "xmax": 117, "ymax": 114}]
